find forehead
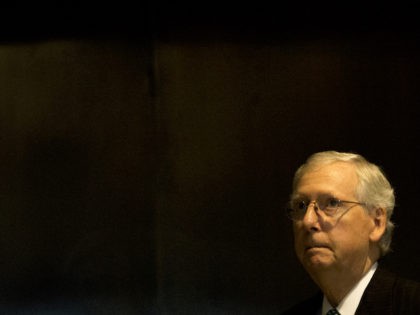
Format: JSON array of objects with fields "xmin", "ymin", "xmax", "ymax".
[{"xmin": 296, "ymin": 162, "xmax": 358, "ymax": 197}]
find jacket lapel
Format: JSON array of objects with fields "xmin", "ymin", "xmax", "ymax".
[{"xmin": 355, "ymin": 267, "xmax": 395, "ymax": 315}]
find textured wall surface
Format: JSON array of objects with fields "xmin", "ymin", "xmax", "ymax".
[
  {"xmin": 1, "ymin": 4, "xmax": 420, "ymax": 314},
  {"xmin": 154, "ymin": 36, "xmax": 420, "ymax": 314},
  {"xmin": 0, "ymin": 40, "xmax": 157, "ymax": 313}
]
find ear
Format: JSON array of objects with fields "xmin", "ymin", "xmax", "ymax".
[{"xmin": 369, "ymin": 207, "xmax": 387, "ymax": 243}]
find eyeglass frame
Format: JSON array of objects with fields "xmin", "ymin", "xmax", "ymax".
[{"xmin": 286, "ymin": 195, "xmax": 366, "ymax": 221}]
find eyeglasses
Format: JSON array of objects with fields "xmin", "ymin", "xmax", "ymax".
[{"xmin": 286, "ymin": 195, "xmax": 366, "ymax": 221}]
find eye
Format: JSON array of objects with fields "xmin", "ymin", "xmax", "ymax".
[
  {"xmin": 326, "ymin": 197, "xmax": 341, "ymax": 208},
  {"xmin": 291, "ymin": 199, "xmax": 308, "ymax": 211},
  {"xmin": 297, "ymin": 200, "xmax": 307, "ymax": 210}
]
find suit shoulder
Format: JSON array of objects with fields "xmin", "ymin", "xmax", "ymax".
[
  {"xmin": 392, "ymin": 274, "xmax": 420, "ymax": 313},
  {"xmin": 369, "ymin": 267, "xmax": 420, "ymax": 314}
]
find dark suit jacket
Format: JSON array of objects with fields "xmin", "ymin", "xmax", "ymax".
[{"xmin": 281, "ymin": 268, "xmax": 420, "ymax": 315}]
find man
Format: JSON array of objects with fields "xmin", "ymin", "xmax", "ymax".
[{"xmin": 282, "ymin": 151, "xmax": 420, "ymax": 315}]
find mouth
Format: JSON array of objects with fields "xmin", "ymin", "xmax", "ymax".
[{"xmin": 305, "ymin": 244, "xmax": 331, "ymax": 251}]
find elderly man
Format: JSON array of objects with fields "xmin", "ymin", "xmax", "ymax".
[{"xmin": 282, "ymin": 151, "xmax": 420, "ymax": 315}]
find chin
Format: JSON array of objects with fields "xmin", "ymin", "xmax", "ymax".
[{"xmin": 302, "ymin": 253, "xmax": 334, "ymax": 270}]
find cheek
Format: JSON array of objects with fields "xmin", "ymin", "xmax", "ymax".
[
  {"xmin": 350, "ymin": 215, "xmax": 374, "ymax": 240},
  {"xmin": 332, "ymin": 222, "xmax": 372, "ymax": 253}
]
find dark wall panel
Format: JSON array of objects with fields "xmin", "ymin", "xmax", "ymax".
[
  {"xmin": 1, "ymin": 7, "xmax": 420, "ymax": 314},
  {"xmin": 155, "ymin": 35, "xmax": 420, "ymax": 313},
  {"xmin": 0, "ymin": 40, "xmax": 156, "ymax": 313}
]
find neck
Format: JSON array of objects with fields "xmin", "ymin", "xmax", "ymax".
[{"xmin": 310, "ymin": 255, "xmax": 378, "ymax": 307}]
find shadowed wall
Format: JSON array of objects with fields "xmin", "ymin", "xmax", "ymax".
[
  {"xmin": 1, "ymin": 4, "xmax": 420, "ymax": 314},
  {"xmin": 0, "ymin": 40, "xmax": 156, "ymax": 313},
  {"xmin": 154, "ymin": 35, "xmax": 420, "ymax": 314}
]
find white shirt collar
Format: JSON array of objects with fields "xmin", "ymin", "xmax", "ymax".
[{"xmin": 321, "ymin": 262, "xmax": 378, "ymax": 315}]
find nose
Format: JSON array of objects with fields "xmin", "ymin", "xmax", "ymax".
[{"xmin": 301, "ymin": 201, "xmax": 320, "ymax": 231}]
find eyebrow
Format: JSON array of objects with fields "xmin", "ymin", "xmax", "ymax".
[{"xmin": 291, "ymin": 192, "xmax": 337, "ymax": 200}]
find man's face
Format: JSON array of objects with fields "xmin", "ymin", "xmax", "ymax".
[{"xmin": 293, "ymin": 162, "xmax": 377, "ymax": 278}]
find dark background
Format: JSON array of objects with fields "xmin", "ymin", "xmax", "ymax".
[{"xmin": 1, "ymin": 2, "xmax": 420, "ymax": 314}]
